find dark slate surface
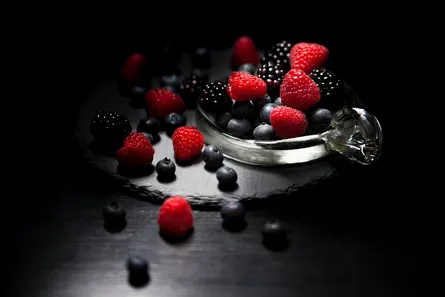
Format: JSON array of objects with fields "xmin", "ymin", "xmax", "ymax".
[{"xmin": 74, "ymin": 50, "xmax": 346, "ymax": 208}]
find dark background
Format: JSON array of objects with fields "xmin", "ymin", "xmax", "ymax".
[{"xmin": 11, "ymin": 13, "xmax": 416, "ymax": 297}]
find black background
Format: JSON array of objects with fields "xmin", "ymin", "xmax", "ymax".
[{"xmin": 11, "ymin": 11, "xmax": 416, "ymax": 297}]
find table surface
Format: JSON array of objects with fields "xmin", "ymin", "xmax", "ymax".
[{"xmin": 9, "ymin": 148, "xmax": 418, "ymax": 297}]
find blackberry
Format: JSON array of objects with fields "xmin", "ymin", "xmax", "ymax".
[
  {"xmin": 199, "ymin": 81, "xmax": 233, "ymax": 113},
  {"xmin": 260, "ymin": 40, "xmax": 292, "ymax": 72},
  {"xmin": 179, "ymin": 74, "xmax": 208, "ymax": 107},
  {"xmin": 90, "ymin": 110, "xmax": 132, "ymax": 144},
  {"xmin": 309, "ymin": 68, "xmax": 343, "ymax": 99},
  {"xmin": 257, "ymin": 62, "xmax": 285, "ymax": 99}
]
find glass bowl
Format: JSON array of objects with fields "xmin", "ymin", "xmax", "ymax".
[{"xmin": 195, "ymin": 96, "xmax": 383, "ymax": 167}]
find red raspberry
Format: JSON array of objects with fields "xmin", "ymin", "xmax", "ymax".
[
  {"xmin": 144, "ymin": 88, "xmax": 185, "ymax": 121},
  {"xmin": 280, "ymin": 69, "xmax": 320, "ymax": 111},
  {"xmin": 172, "ymin": 126, "xmax": 204, "ymax": 161},
  {"xmin": 289, "ymin": 43, "xmax": 329, "ymax": 73},
  {"xmin": 116, "ymin": 132, "xmax": 155, "ymax": 168},
  {"xmin": 121, "ymin": 53, "xmax": 145, "ymax": 83},
  {"xmin": 270, "ymin": 106, "xmax": 308, "ymax": 139},
  {"xmin": 227, "ymin": 72, "xmax": 267, "ymax": 101},
  {"xmin": 157, "ymin": 196, "xmax": 193, "ymax": 237},
  {"xmin": 231, "ymin": 36, "xmax": 260, "ymax": 68}
]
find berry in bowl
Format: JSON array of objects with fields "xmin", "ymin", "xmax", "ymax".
[{"xmin": 195, "ymin": 42, "xmax": 382, "ymax": 166}]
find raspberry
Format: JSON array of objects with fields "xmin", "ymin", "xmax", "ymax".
[
  {"xmin": 227, "ymin": 72, "xmax": 267, "ymax": 102},
  {"xmin": 289, "ymin": 43, "xmax": 329, "ymax": 74},
  {"xmin": 116, "ymin": 132, "xmax": 155, "ymax": 168},
  {"xmin": 121, "ymin": 53, "xmax": 145, "ymax": 83},
  {"xmin": 270, "ymin": 106, "xmax": 308, "ymax": 139},
  {"xmin": 172, "ymin": 126, "xmax": 204, "ymax": 161},
  {"xmin": 280, "ymin": 69, "xmax": 320, "ymax": 111},
  {"xmin": 144, "ymin": 88, "xmax": 185, "ymax": 121},
  {"xmin": 157, "ymin": 196, "xmax": 193, "ymax": 237},
  {"xmin": 231, "ymin": 36, "xmax": 260, "ymax": 68}
]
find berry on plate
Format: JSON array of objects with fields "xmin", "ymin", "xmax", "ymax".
[
  {"xmin": 144, "ymin": 88, "xmax": 185, "ymax": 121},
  {"xmin": 309, "ymin": 108, "xmax": 333, "ymax": 133},
  {"xmin": 90, "ymin": 110, "xmax": 132, "ymax": 144},
  {"xmin": 309, "ymin": 68, "xmax": 345, "ymax": 110},
  {"xmin": 179, "ymin": 73, "xmax": 208, "ymax": 107},
  {"xmin": 158, "ymin": 196, "xmax": 193, "ymax": 237},
  {"xmin": 259, "ymin": 103, "xmax": 278, "ymax": 124},
  {"xmin": 215, "ymin": 112, "xmax": 233, "ymax": 130},
  {"xmin": 231, "ymin": 36, "xmax": 260, "ymax": 68},
  {"xmin": 140, "ymin": 132, "xmax": 154, "ymax": 144},
  {"xmin": 216, "ymin": 166, "xmax": 238, "ymax": 187},
  {"xmin": 202, "ymin": 145, "xmax": 224, "ymax": 169},
  {"xmin": 227, "ymin": 72, "xmax": 267, "ymax": 102},
  {"xmin": 227, "ymin": 118, "xmax": 252, "ymax": 138},
  {"xmin": 172, "ymin": 126, "xmax": 204, "ymax": 161},
  {"xmin": 232, "ymin": 101, "xmax": 255, "ymax": 119},
  {"xmin": 270, "ymin": 106, "xmax": 308, "ymax": 139},
  {"xmin": 289, "ymin": 42, "xmax": 329, "ymax": 74},
  {"xmin": 164, "ymin": 113, "xmax": 187, "ymax": 135},
  {"xmin": 280, "ymin": 69, "xmax": 320, "ymax": 111},
  {"xmin": 121, "ymin": 53, "xmax": 145, "ymax": 84},
  {"xmin": 137, "ymin": 117, "xmax": 161, "ymax": 134},
  {"xmin": 257, "ymin": 62, "xmax": 285, "ymax": 99},
  {"xmin": 156, "ymin": 157, "xmax": 176, "ymax": 179},
  {"xmin": 199, "ymin": 81, "xmax": 233, "ymax": 113},
  {"xmin": 117, "ymin": 132, "xmax": 155, "ymax": 168}
]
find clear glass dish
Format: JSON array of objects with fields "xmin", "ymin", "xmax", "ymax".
[{"xmin": 195, "ymin": 102, "xmax": 383, "ymax": 167}]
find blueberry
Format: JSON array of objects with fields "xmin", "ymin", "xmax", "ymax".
[
  {"xmin": 253, "ymin": 123, "xmax": 276, "ymax": 140},
  {"xmin": 216, "ymin": 166, "xmax": 238, "ymax": 186},
  {"xmin": 156, "ymin": 157, "xmax": 176, "ymax": 179},
  {"xmin": 252, "ymin": 94, "xmax": 272, "ymax": 110},
  {"xmin": 309, "ymin": 108, "xmax": 333, "ymax": 133},
  {"xmin": 274, "ymin": 97, "xmax": 282, "ymax": 106},
  {"xmin": 216, "ymin": 112, "xmax": 233, "ymax": 130},
  {"xmin": 227, "ymin": 118, "xmax": 252, "ymax": 138},
  {"xmin": 137, "ymin": 118, "xmax": 161, "ymax": 134},
  {"xmin": 102, "ymin": 201, "xmax": 126, "ymax": 225},
  {"xmin": 220, "ymin": 201, "xmax": 245, "ymax": 222},
  {"xmin": 129, "ymin": 85, "xmax": 148, "ymax": 101},
  {"xmin": 262, "ymin": 219, "xmax": 288, "ymax": 246},
  {"xmin": 191, "ymin": 47, "xmax": 211, "ymax": 69},
  {"xmin": 232, "ymin": 101, "xmax": 255, "ymax": 119},
  {"xmin": 259, "ymin": 103, "xmax": 278, "ymax": 124},
  {"xmin": 202, "ymin": 145, "xmax": 224, "ymax": 168},
  {"xmin": 140, "ymin": 132, "xmax": 154, "ymax": 143},
  {"xmin": 237, "ymin": 63, "xmax": 256, "ymax": 74},
  {"xmin": 164, "ymin": 113, "xmax": 187, "ymax": 135},
  {"xmin": 126, "ymin": 256, "xmax": 149, "ymax": 275}
]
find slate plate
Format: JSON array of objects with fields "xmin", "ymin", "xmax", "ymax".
[{"xmin": 74, "ymin": 50, "xmax": 348, "ymax": 209}]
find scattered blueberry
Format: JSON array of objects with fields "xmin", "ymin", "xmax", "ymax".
[
  {"xmin": 156, "ymin": 157, "xmax": 176, "ymax": 180},
  {"xmin": 227, "ymin": 118, "xmax": 252, "ymax": 138},
  {"xmin": 216, "ymin": 112, "xmax": 233, "ymax": 130},
  {"xmin": 262, "ymin": 219, "xmax": 288, "ymax": 249},
  {"xmin": 129, "ymin": 85, "xmax": 148, "ymax": 101},
  {"xmin": 252, "ymin": 94, "xmax": 272, "ymax": 110},
  {"xmin": 102, "ymin": 201, "xmax": 126, "ymax": 230},
  {"xmin": 216, "ymin": 166, "xmax": 238, "ymax": 187},
  {"xmin": 237, "ymin": 63, "xmax": 256, "ymax": 74},
  {"xmin": 202, "ymin": 145, "xmax": 224, "ymax": 169},
  {"xmin": 221, "ymin": 201, "xmax": 245, "ymax": 222},
  {"xmin": 191, "ymin": 47, "xmax": 211, "ymax": 69},
  {"xmin": 137, "ymin": 117, "xmax": 161, "ymax": 134},
  {"xmin": 232, "ymin": 101, "xmax": 255, "ymax": 119},
  {"xmin": 259, "ymin": 103, "xmax": 278, "ymax": 124},
  {"xmin": 164, "ymin": 113, "xmax": 187, "ymax": 135},
  {"xmin": 140, "ymin": 132, "xmax": 154, "ymax": 143},
  {"xmin": 126, "ymin": 256, "xmax": 149, "ymax": 275},
  {"xmin": 160, "ymin": 74, "xmax": 180, "ymax": 92},
  {"xmin": 309, "ymin": 108, "xmax": 333, "ymax": 133},
  {"xmin": 274, "ymin": 97, "xmax": 282, "ymax": 105},
  {"xmin": 253, "ymin": 123, "xmax": 276, "ymax": 140}
]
